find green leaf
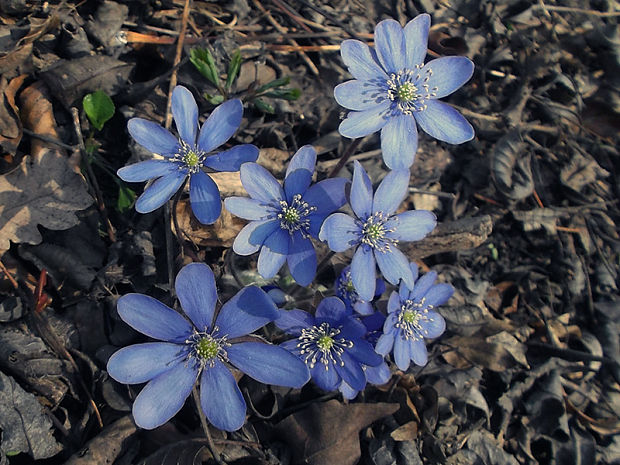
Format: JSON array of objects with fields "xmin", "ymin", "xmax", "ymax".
[
  {"xmin": 190, "ymin": 47, "xmax": 220, "ymax": 86},
  {"xmin": 82, "ymin": 90, "xmax": 115, "ymax": 131},
  {"xmin": 204, "ymin": 93, "xmax": 224, "ymax": 105},
  {"xmin": 225, "ymin": 49, "xmax": 242, "ymax": 90},
  {"xmin": 255, "ymin": 76, "xmax": 291, "ymax": 94},
  {"xmin": 263, "ymin": 88, "xmax": 301, "ymax": 101},
  {"xmin": 117, "ymin": 185, "xmax": 135, "ymax": 213},
  {"xmin": 253, "ymin": 98, "xmax": 275, "ymax": 114}
]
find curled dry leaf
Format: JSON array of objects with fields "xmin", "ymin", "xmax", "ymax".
[
  {"xmin": 492, "ymin": 130, "xmax": 534, "ymax": 201},
  {"xmin": 0, "ymin": 74, "xmax": 27, "ymax": 160}
]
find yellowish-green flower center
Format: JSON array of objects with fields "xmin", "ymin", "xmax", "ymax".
[
  {"xmin": 183, "ymin": 150, "xmax": 200, "ymax": 167},
  {"xmin": 402, "ymin": 310, "xmax": 419, "ymax": 324},
  {"xmin": 345, "ymin": 280, "xmax": 356, "ymax": 293},
  {"xmin": 195, "ymin": 337, "xmax": 219, "ymax": 360},
  {"xmin": 365, "ymin": 222, "xmax": 385, "ymax": 240},
  {"xmin": 317, "ymin": 335, "xmax": 334, "ymax": 351},
  {"xmin": 282, "ymin": 206, "xmax": 300, "ymax": 224},
  {"xmin": 397, "ymin": 82, "xmax": 417, "ymax": 102}
]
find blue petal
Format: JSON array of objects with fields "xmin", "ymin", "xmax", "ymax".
[
  {"xmin": 117, "ymin": 160, "xmax": 177, "ymax": 182},
  {"xmin": 393, "ymin": 334, "xmax": 412, "ymax": 371},
  {"xmin": 311, "ymin": 363, "xmax": 340, "ymax": 391},
  {"xmin": 340, "ymin": 39, "xmax": 388, "ymax": 81},
  {"xmin": 227, "ymin": 342, "xmax": 310, "ymax": 387},
  {"xmin": 334, "ymin": 80, "xmax": 387, "ymax": 111},
  {"xmin": 171, "ymin": 86, "xmax": 198, "ymax": 145},
  {"xmin": 361, "ymin": 312, "xmax": 386, "ymax": 332},
  {"xmin": 339, "ymin": 318, "xmax": 367, "ymax": 339},
  {"xmin": 351, "ymin": 160, "xmax": 374, "ymax": 219},
  {"xmin": 340, "ymin": 381, "xmax": 359, "ymax": 400},
  {"xmin": 409, "ymin": 262, "xmax": 419, "ymax": 283},
  {"xmin": 372, "ymin": 169, "xmax": 410, "ymax": 216},
  {"xmin": 280, "ymin": 339, "xmax": 300, "ymax": 354},
  {"xmin": 419, "ymin": 310, "xmax": 446, "ymax": 339},
  {"xmin": 375, "ymin": 247, "xmax": 414, "ymax": 288},
  {"xmin": 353, "ymin": 301, "xmax": 373, "ymax": 315},
  {"xmin": 127, "ymin": 118, "xmax": 180, "ymax": 156},
  {"xmin": 287, "ymin": 232, "xmax": 316, "ymax": 286},
  {"xmin": 339, "ymin": 101, "xmax": 391, "ymax": 138},
  {"xmin": 365, "ymin": 362, "xmax": 391, "ymax": 385},
  {"xmin": 200, "ymin": 361, "xmax": 246, "ymax": 431},
  {"xmin": 387, "ymin": 291, "xmax": 401, "ymax": 314},
  {"xmin": 334, "ymin": 352, "xmax": 366, "ymax": 391},
  {"xmin": 404, "ymin": 14, "xmax": 430, "ymax": 68},
  {"xmin": 257, "ymin": 228, "xmax": 289, "ymax": 278},
  {"xmin": 374, "ymin": 19, "xmax": 406, "ymax": 73},
  {"xmin": 135, "ymin": 170, "xmax": 186, "ymax": 213},
  {"xmin": 414, "ymin": 100, "xmax": 474, "ymax": 144},
  {"xmin": 275, "ymin": 309, "xmax": 315, "ymax": 336},
  {"xmin": 203, "ymin": 144, "xmax": 259, "ymax": 172},
  {"xmin": 189, "ymin": 170, "xmax": 221, "ymax": 224},
  {"xmin": 422, "ymin": 56, "xmax": 474, "ymax": 99},
  {"xmin": 375, "ymin": 332, "xmax": 395, "ymax": 356},
  {"xmin": 410, "ymin": 271, "xmax": 438, "ymax": 300},
  {"xmin": 107, "ymin": 343, "xmax": 186, "ymax": 384},
  {"xmin": 410, "ymin": 338, "xmax": 428, "ymax": 366},
  {"xmin": 175, "ymin": 263, "xmax": 217, "ymax": 331},
  {"xmin": 386, "ymin": 210, "xmax": 437, "ymax": 241},
  {"xmin": 233, "ymin": 219, "xmax": 279, "ymax": 255},
  {"xmin": 117, "ymin": 294, "xmax": 193, "ymax": 342},
  {"xmin": 215, "ymin": 286, "xmax": 278, "ymax": 338},
  {"xmin": 240, "ymin": 163, "xmax": 284, "ymax": 202},
  {"xmin": 303, "ymin": 177, "xmax": 348, "ymax": 216},
  {"xmin": 425, "ymin": 283, "xmax": 454, "ymax": 307},
  {"xmin": 315, "ymin": 296, "xmax": 348, "ymax": 323},
  {"xmin": 132, "ymin": 360, "xmax": 198, "ymax": 429},
  {"xmin": 285, "ymin": 145, "xmax": 316, "ymax": 179},
  {"xmin": 225, "ymin": 196, "xmax": 272, "ymax": 220},
  {"xmin": 381, "ymin": 115, "xmax": 418, "ymax": 170},
  {"xmin": 197, "ymin": 99, "xmax": 243, "ymax": 153},
  {"xmin": 318, "ymin": 213, "xmax": 360, "ymax": 253},
  {"xmin": 348, "ymin": 339, "xmax": 383, "ymax": 367},
  {"xmin": 351, "ymin": 245, "xmax": 376, "ymax": 301},
  {"xmin": 284, "ymin": 169, "xmax": 313, "ymax": 203}
]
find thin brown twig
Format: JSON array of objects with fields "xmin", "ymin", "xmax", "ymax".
[
  {"xmin": 192, "ymin": 388, "xmax": 227, "ymax": 465},
  {"xmin": 328, "ymin": 138, "xmax": 361, "ymax": 177},
  {"xmin": 0, "ymin": 259, "xmax": 19, "ymax": 289}
]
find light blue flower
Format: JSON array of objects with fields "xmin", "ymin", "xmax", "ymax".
[
  {"xmin": 335, "ymin": 265, "xmax": 385, "ymax": 315},
  {"xmin": 118, "ymin": 85, "xmax": 258, "ymax": 224},
  {"xmin": 319, "ymin": 161, "xmax": 436, "ymax": 301},
  {"xmin": 334, "ymin": 14, "xmax": 475, "ymax": 169},
  {"xmin": 107, "ymin": 263, "xmax": 309, "ymax": 431},
  {"xmin": 375, "ymin": 263, "xmax": 452, "ymax": 370}
]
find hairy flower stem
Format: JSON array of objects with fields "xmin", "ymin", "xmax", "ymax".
[
  {"xmin": 328, "ymin": 138, "xmax": 361, "ymax": 177},
  {"xmin": 192, "ymin": 387, "xmax": 227, "ymax": 465}
]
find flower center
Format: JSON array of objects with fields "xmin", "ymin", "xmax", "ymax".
[
  {"xmin": 277, "ymin": 194, "xmax": 316, "ymax": 236},
  {"xmin": 183, "ymin": 150, "xmax": 200, "ymax": 167},
  {"xmin": 186, "ymin": 328, "xmax": 230, "ymax": 368},
  {"xmin": 337, "ymin": 270, "xmax": 360, "ymax": 305},
  {"xmin": 360, "ymin": 212, "xmax": 397, "ymax": 253},
  {"xmin": 397, "ymin": 82, "xmax": 417, "ymax": 102},
  {"xmin": 395, "ymin": 298, "xmax": 433, "ymax": 340},
  {"xmin": 172, "ymin": 140, "xmax": 206, "ymax": 174},
  {"xmin": 386, "ymin": 67, "xmax": 437, "ymax": 115},
  {"xmin": 297, "ymin": 322, "xmax": 353, "ymax": 370}
]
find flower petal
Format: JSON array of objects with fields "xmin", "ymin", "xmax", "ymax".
[
  {"xmin": 303, "ymin": 177, "xmax": 348, "ymax": 217},
  {"xmin": 414, "ymin": 100, "xmax": 474, "ymax": 144},
  {"xmin": 339, "ymin": 101, "xmax": 391, "ymax": 138},
  {"xmin": 380, "ymin": 115, "xmax": 418, "ymax": 170},
  {"xmin": 233, "ymin": 219, "xmax": 279, "ymax": 255},
  {"xmin": 311, "ymin": 363, "xmax": 340, "ymax": 391},
  {"xmin": 351, "ymin": 160, "xmax": 374, "ymax": 219},
  {"xmin": 107, "ymin": 343, "xmax": 186, "ymax": 384},
  {"xmin": 175, "ymin": 263, "xmax": 217, "ymax": 331},
  {"xmin": 365, "ymin": 362, "xmax": 391, "ymax": 385},
  {"xmin": 410, "ymin": 338, "xmax": 428, "ymax": 366},
  {"xmin": 375, "ymin": 247, "xmax": 414, "ymax": 288},
  {"xmin": 135, "ymin": 170, "xmax": 187, "ymax": 213},
  {"xmin": 117, "ymin": 160, "xmax": 177, "ymax": 182},
  {"xmin": 404, "ymin": 14, "xmax": 430, "ymax": 68},
  {"xmin": 340, "ymin": 39, "xmax": 388, "ymax": 81},
  {"xmin": 203, "ymin": 144, "xmax": 259, "ymax": 172},
  {"xmin": 127, "ymin": 118, "xmax": 180, "ymax": 156},
  {"xmin": 257, "ymin": 228, "xmax": 289, "ymax": 278},
  {"xmin": 420, "ymin": 310, "xmax": 446, "ymax": 339},
  {"xmin": 189, "ymin": 170, "xmax": 221, "ymax": 224},
  {"xmin": 200, "ymin": 361, "xmax": 246, "ymax": 431},
  {"xmin": 340, "ymin": 381, "xmax": 358, "ymax": 400},
  {"xmin": 425, "ymin": 283, "xmax": 454, "ymax": 307},
  {"xmin": 422, "ymin": 56, "xmax": 474, "ymax": 99},
  {"xmin": 410, "ymin": 271, "xmax": 437, "ymax": 300},
  {"xmin": 172, "ymin": 86, "xmax": 199, "ymax": 145},
  {"xmin": 334, "ymin": 352, "xmax": 366, "ymax": 391},
  {"xmin": 386, "ymin": 210, "xmax": 436, "ymax": 242},
  {"xmin": 348, "ymin": 339, "xmax": 383, "ymax": 367},
  {"xmin": 215, "ymin": 286, "xmax": 278, "ymax": 338},
  {"xmin": 227, "ymin": 342, "xmax": 310, "ymax": 387},
  {"xmin": 275, "ymin": 309, "xmax": 315, "ymax": 336},
  {"xmin": 117, "ymin": 294, "xmax": 193, "ymax": 342},
  {"xmin": 287, "ymin": 232, "xmax": 316, "ymax": 286},
  {"xmin": 375, "ymin": 332, "xmax": 395, "ymax": 356},
  {"xmin": 240, "ymin": 163, "xmax": 284, "ymax": 203},
  {"xmin": 393, "ymin": 334, "xmax": 411, "ymax": 371},
  {"xmin": 351, "ymin": 245, "xmax": 376, "ymax": 301},
  {"xmin": 315, "ymin": 296, "xmax": 348, "ymax": 322},
  {"xmin": 372, "ymin": 169, "xmax": 410, "ymax": 215},
  {"xmin": 132, "ymin": 360, "xmax": 198, "ymax": 429},
  {"xmin": 387, "ymin": 291, "xmax": 401, "ymax": 314},
  {"xmin": 374, "ymin": 19, "xmax": 406, "ymax": 73},
  {"xmin": 318, "ymin": 213, "xmax": 360, "ymax": 253},
  {"xmin": 285, "ymin": 145, "xmax": 316, "ymax": 179},
  {"xmin": 197, "ymin": 99, "xmax": 243, "ymax": 153},
  {"xmin": 225, "ymin": 196, "xmax": 272, "ymax": 220},
  {"xmin": 334, "ymin": 80, "xmax": 387, "ymax": 111}
]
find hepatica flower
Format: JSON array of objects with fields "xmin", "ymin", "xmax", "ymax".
[
  {"xmin": 319, "ymin": 161, "xmax": 436, "ymax": 301},
  {"xmin": 225, "ymin": 145, "xmax": 347, "ymax": 286},
  {"xmin": 276, "ymin": 297, "xmax": 383, "ymax": 392},
  {"xmin": 335, "ymin": 265, "xmax": 385, "ymax": 315},
  {"xmin": 334, "ymin": 14, "xmax": 475, "ymax": 169},
  {"xmin": 107, "ymin": 263, "xmax": 309, "ymax": 431},
  {"xmin": 376, "ymin": 263, "xmax": 452, "ymax": 370},
  {"xmin": 118, "ymin": 85, "xmax": 258, "ymax": 224}
]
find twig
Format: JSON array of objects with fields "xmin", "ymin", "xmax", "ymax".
[
  {"xmin": 22, "ymin": 128, "xmax": 77, "ymax": 151},
  {"xmin": 192, "ymin": 388, "xmax": 227, "ymax": 465},
  {"xmin": 0, "ymin": 259, "xmax": 19, "ymax": 289},
  {"xmin": 533, "ymin": 3, "xmax": 620, "ymax": 17},
  {"xmin": 328, "ymin": 138, "xmax": 361, "ymax": 177},
  {"xmin": 293, "ymin": 0, "xmax": 363, "ymax": 40}
]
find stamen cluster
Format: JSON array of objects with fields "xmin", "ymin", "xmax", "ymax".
[
  {"xmin": 297, "ymin": 322, "xmax": 353, "ymax": 370},
  {"xmin": 277, "ymin": 193, "xmax": 316, "ymax": 236},
  {"xmin": 186, "ymin": 327, "xmax": 230, "ymax": 368},
  {"xmin": 359, "ymin": 211, "xmax": 397, "ymax": 252}
]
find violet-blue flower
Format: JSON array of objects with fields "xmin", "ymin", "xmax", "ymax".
[
  {"xmin": 107, "ymin": 263, "xmax": 309, "ymax": 431},
  {"xmin": 225, "ymin": 145, "xmax": 347, "ymax": 286},
  {"xmin": 375, "ymin": 263, "xmax": 452, "ymax": 370},
  {"xmin": 319, "ymin": 160, "xmax": 436, "ymax": 302},
  {"xmin": 335, "ymin": 265, "xmax": 385, "ymax": 315},
  {"xmin": 334, "ymin": 14, "xmax": 475, "ymax": 169},
  {"xmin": 118, "ymin": 85, "xmax": 258, "ymax": 224},
  {"xmin": 275, "ymin": 297, "xmax": 383, "ymax": 393}
]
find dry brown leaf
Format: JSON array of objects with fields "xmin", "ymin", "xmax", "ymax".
[
  {"xmin": 0, "ymin": 74, "xmax": 27, "ymax": 159},
  {"xmin": 390, "ymin": 421, "xmax": 419, "ymax": 442},
  {"xmin": 19, "ymin": 82, "xmax": 63, "ymax": 159}
]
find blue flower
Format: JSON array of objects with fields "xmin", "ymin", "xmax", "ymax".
[
  {"xmin": 319, "ymin": 161, "xmax": 436, "ymax": 301},
  {"xmin": 107, "ymin": 263, "xmax": 309, "ymax": 431},
  {"xmin": 375, "ymin": 263, "xmax": 452, "ymax": 370},
  {"xmin": 334, "ymin": 15, "xmax": 475, "ymax": 169},
  {"xmin": 118, "ymin": 86, "xmax": 258, "ymax": 224},
  {"xmin": 276, "ymin": 297, "xmax": 383, "ymax": 393},
  {"xmin": 335, "ymin": 265, "xmax": 385, "ymax": 315},
  {"xmin": 225, "ymin": 145, "xmax": 347, "ymax": 286}
]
